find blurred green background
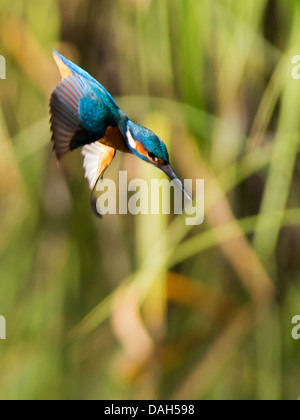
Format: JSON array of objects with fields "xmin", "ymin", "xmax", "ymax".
[{"xmin": 1, "ymin": 0, "xmax": 300, "ymax": 400}]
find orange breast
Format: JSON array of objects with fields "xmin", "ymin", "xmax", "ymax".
[
  {"xmin": 97, "ymin": 145, "xmax": 116, "ymax": 177},
  {"xmin": 101, "ymin": 126, "xmax": 130, "ymax": 153}
]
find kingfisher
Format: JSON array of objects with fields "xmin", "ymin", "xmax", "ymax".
[{"xmin": 49, "ymin": 49, "xmax": 191, "ymax": 215}]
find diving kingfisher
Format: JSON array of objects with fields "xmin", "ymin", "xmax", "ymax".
[{"xmin": 49, "ymin": 49, "xmax": 191, "ymax": 215}]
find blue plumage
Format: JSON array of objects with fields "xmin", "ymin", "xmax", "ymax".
[
  {"xmin": 53, "ymin": 49, "xmax": 119, "ymax": 109},
  {"xmin": 49, "ymin": 50, "xmax": 191, "ymax": 210},
  {"xmin": 78, "ymin": 81, "xmax": 119, "ymax": 134},
  {"xmin": 126, "ymin": 121, "xmax": 169, "ymax": 163}
]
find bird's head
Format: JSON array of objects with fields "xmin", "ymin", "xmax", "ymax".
[{"xmin": 125, "ymin": 121, "xmax": 191, "ymax": 200}]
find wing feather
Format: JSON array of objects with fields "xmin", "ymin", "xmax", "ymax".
[
  {"xmin": 50, "ymin": 74, "xmax": 120, "ymax": 159},
  {"xmin": 82, "ymin": 142, "xmax": 116, "ymax": 190}
]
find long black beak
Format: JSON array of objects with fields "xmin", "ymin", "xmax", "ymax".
[{"xmin": 161, "ymin": 164, "xmax": 192, "ymax": 201}]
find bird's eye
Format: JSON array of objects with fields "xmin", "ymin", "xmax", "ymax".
[{"xmin": 148, "ymin": 151, "xmax": 158, "ymax": 162}]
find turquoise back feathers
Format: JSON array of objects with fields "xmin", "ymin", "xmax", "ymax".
[{"xmin": 53, "ymin": 49, "xmax": 119, "ymax": 109}]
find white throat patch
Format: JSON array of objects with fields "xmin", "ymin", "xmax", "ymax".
[{"xmin": 126, "ymin": 128, "xmax": 136, "ymax": 150}]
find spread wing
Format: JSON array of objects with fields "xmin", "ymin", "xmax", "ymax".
[
  {"xmin": 50, "ymin": 74, "xmax": 121, "ymax": 160},
  {"xmin": 53, "ymin": 49, "xmax": 119, "ymax": 109},
  {"xmin": 50, "ymin": 50, "xmax": 127, "ymax": 217}
]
